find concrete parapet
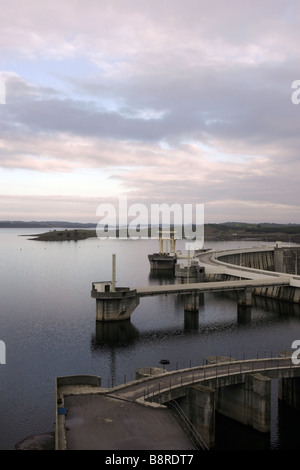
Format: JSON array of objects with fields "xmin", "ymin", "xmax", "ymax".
[
  {"xmin": 206, "ymin": 355, "xmax": 236, "ymax": 365},
  {"xmin": 136, "ymin": 367, "xmax": 167, "ymax": 380},
  {"xmin": 57, "ymin": 375, "xmax": 102, "ymax": 388}
]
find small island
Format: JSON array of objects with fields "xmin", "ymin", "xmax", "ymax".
[{"xmin": 29, "ymin": 229, "xmax": 97, "ymax": 241}]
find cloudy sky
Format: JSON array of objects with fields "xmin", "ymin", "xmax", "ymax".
[{"xmin": 0, "ymin": 0, "xmax": 300, "ymax": 224}]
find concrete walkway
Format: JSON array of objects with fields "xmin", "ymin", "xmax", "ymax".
[
  {"xmin": 63, "ymin": 393, "xmax": 195, "ymax": 450},
  {"xmin": 57, "ymin": 356, "xmax": 298, "ymax": 450}
]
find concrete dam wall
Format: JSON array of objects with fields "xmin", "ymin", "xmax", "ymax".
[
  {"xmin": 207, "ymin": 246, "xmax": 300, "ymax": 305},
  {"xmin": 217, "ymin": 246, "xmax": 300, "ymax": 275}
]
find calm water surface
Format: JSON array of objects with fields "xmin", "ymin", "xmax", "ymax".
[{"xmin": 0, "ymin": 228, "xmax": 300, "ymax": 450}]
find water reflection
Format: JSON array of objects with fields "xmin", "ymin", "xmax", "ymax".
[
  {"xmin": 237, "ymin": 305, "xmax": 252, "ymax": 325},
  {"xmin": 253, "ymin": 295, "xmax": 300, "ymax": 317},
  {"xmin": 277, "ymin": 400, "xmax": 300, "ymax": 450},
  {"xmin": 91, "ymin": 292, "xmax": 300, "ymax": 355},
  {"xmin": 215, "ymin": 413, "xmax": 271, "ymax": 450},
  {"xmin": 92, "ymin": 320, "xmax": 140, "ymax": 349},
  {"xmin": 148, "ymin": 269, "xmax": 176, "ymax": 283},
  {"xmin": 183, "ymin": 310, "xmax": 199, "ymax": 332}
]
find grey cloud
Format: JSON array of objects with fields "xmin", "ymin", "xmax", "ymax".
[{"xmin": 1, "ymin": 0, "xmax": 300, "ymax": 222}]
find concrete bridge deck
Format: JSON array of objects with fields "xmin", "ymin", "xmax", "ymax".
[
  {"xmin": 92, "ymin": 269, "xmax": 291, "ymax": 321},
  {"xmin": 135, "ymin": 277, "xmax": 290, "ymax": 297},
  {"xmin": 101, "ymin": 355, "xmax": 299, "ymax": 403}
]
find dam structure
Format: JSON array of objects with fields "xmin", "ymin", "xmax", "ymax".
[
  {"xmin": 148, "ymin": 229, "xmax": 178, "ymax": 270},
  {"xmin": 197, "ymin": 242, "xmax": 300, "ymax": 305},
  {"xmin": 54, "ymin": 242, "xmax": 300, "ymax": 450},
  {"xmin": 91, "ymin": 242, "xmax": 300, "ymax": 322},
  {"xmin": 55, "ymin": 352, "xmax": 300, "ymax": 450}
]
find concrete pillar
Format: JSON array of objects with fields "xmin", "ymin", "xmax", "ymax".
[
  {"xmin": 112, "ymin": 253, "xmax": 116, "ymax": 292},
  {"xmin": 187, "ymin": 384, "xmax": 215, "ymax": 449},
  {"xmin": 159, "ymin": 236, "xmax": 164, "ymax": 254},
  {"xmin": 237, "ymin": 287, "xmax": 252, "ymax": 307},
  {"xmin": 184, "ymin": 292, "xmax": 200, "ymax": 312},
  {"xmin": 170, "ymin": 236, "xmax": 176, "ymax": 254},
  {"xmin": 247, "ymin": 373, "xmax": 271, "ymax": 433},
  {"xmin": 278, "ymin": 376, "xmax": 300, "ymax": 411},
  {"xmin": 237, "ymin": 288, "xmax": 252, "ymax": 323},
  {"xmin": 217, "ymin": 373, "xmax": 271, "ymax": 433}
]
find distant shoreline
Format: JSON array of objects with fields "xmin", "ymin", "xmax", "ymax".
[{"xmin": 18, "ymin": 222, "xmax": 300, "ymax": 244}]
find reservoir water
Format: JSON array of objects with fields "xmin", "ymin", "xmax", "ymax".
[{"xmin": 0, "ymin": 228, "xmax": 300, "ymax": 450}]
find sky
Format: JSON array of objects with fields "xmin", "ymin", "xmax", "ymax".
[{"xmin": 1, "ymin": 0, "xmax": 300, "ymax": 224}]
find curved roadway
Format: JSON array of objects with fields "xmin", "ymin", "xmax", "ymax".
[{"xmin": 107, "ymin": 355, "xmax": 299, "ymax": 404}]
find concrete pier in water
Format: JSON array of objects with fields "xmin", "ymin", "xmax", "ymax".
[
  {"xmin": 148, "ymin": 229, "xmax": 177, "ymax": 270},
  {"xmin": 92, "ymin": 277, "xmax": 290, "ymax": 322},
  {"xmin": 91, "ymin": 244, "xmax": 299, "ymax": 322},
  {"xmin": 91, "ymin": 282, "xmax": 140, "ymax": 322}
]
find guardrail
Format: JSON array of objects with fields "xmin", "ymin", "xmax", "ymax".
[
  {"xmin": 168, "ymin": 399, "xmax": 209, "ymax": 450},
  {"xmin": 141, "ymin": 355, "xmax": 300, "ymax": 403}
]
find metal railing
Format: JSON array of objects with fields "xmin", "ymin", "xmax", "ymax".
[
  {"xmin": 105, "ymin": 350, "xmax": 298, "ymax": 390},
  {"xmin": 168, "ymin": 399, "xmax": 209, "ymax": 450},
  {"xmin": 141, "ymin": 354, "xmax": 300, "ymax": 403}
]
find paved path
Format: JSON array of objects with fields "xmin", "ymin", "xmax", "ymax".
[
  {"xmin": 59, "ymin": 355, "xmax": 299, "ymax": 450},
  {"xmin": 64, "ymin": 393, "xmax": 195, "ymax": 450}
]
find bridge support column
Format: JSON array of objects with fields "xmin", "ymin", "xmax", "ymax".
[
  {"xmin": 237, "ymin": 288, "xmax": 252, "ymax": 323},
  {"xmin": 278, "ymin": 376, "xmax": 300, "ymax": 411},
  {"xmin": 217, "ymin": 373, "xmax": 271, "ymax": 433},
  {"xmin": 184, "ymin": 292, "xmax": 200, "ymax": 312},
  {"xmin": 237, "ymin": 287, "xmax": 252, "ymax": 307},
  {"xmin": 187, "ymin": 384, "xmax": 215, "ymax": 449}
]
